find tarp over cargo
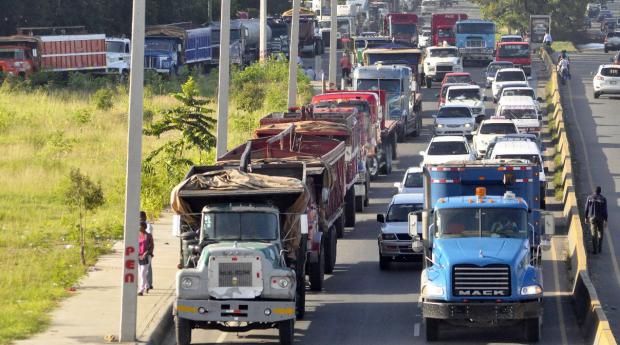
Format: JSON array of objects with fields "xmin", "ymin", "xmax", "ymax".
[{"xmin": 170, "ymin": 169, "xmax": 310, "ymax": 257}]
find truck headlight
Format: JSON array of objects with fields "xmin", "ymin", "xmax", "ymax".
[
  {"xmin": 464, "ymin": 123, "xmax": 471, "ymax": 128},
  {"xmin": 521, "ymin": 285, "xmax": 542, "ymax": 296},
  {"xmin": 271, "ymin": 277, "xmax": 292, "ymax": 289},
  {"xmin": 436, "ymin": 124, "xmax": 444, "ymax": 128},
  {"xmin": 381, "ymin": 233, "xmax": 397, "ymax": 240},
  {"xmin": 428, "ymin": 66, "xmax": 435, "ymax": 71},
  {"xmin": 423, "ymin": 284, "xmax": 445, "ymax": 297}
]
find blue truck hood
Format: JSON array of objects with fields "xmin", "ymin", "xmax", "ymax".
[
  {"xmin": 144, "ymin": 50, "xmax": 173, "ymax": 58},
  {"xmin": 434, "ymin": 237, "xmax": 527, "ymax": 265}
]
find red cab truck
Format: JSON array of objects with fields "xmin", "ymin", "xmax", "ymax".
[
  {"xmin": 220, "ymin": 128, "xmax": 346, "ymax": 283},
  {"xmin": 383, "ymin": 13, "xmax": 419, "ymax": 46},
  {"xmin": 495, "ymin": 41, "xmax": 531, "ymax": 76},
  {"xmin": 431, "ymin": 13, "xmax": 468, "ymax": 46}
]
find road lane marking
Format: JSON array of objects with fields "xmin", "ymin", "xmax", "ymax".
[
  {"xmin": 216, "ymin": 332, "xmax": 227, "ymax": 343},
  {"xmin": 566, "ymin": 76, "xmax": 620, "ymax": 289},
  {"xmin": 414, "ymin": 322, "xmax": 420, "ymax": 337},
  {"xmin": 550, "ymin": 240, "xmax": 569, "ymax": 345}
]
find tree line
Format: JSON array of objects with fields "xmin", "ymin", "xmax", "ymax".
[
  {"xmin": 472, "ymin": 0, "xmax": 589, "ymax": 40},
  {"xmin": 0, "ymin": 0, "xmax": 292, "ymax": 37}
]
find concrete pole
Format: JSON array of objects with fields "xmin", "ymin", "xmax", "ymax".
[
  {"xmin": 288, "ymin": 0, "xmax": 301, "ymax": 108},
  {"xmin": 119, "ymin": 0, "xmax": 145, "ymax": 341},
  {"xmin": 328, "ymin": 0, "xmax": 337, "ymax": 89},
  {"xmin": 216, "ymin": 0, "xmax": 231, "ymax": 159},
  {"xmin": 259, "ymin": 0, "xmax": 267, "ymax": 62}
]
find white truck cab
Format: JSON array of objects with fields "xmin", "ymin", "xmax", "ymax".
[
  {"xmin": 105, "ymin": 37, "xmax": 131, "ymax": 75},
  {"xmin": 444, "ymin": 84, "xmax": 486, "ymax": 123},
  {"xmin": 423, "ymin": 45, "xmax": 463, "ymax": 88},
  {"xmin": 495, "ymin": 96, "xmax": 541, "ymax": 137}
]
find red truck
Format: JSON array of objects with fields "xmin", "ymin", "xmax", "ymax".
[
  {"xmin": 219, "ymin": 127, "xmax": 346, "ymax": 287},
  {"xmin": 256, "ymin": 106, "xmax": 362, "ymax": 229},
  {"xmin": 495, "ymin": 41, "xmax": 532, "ymax": 76},
  {"xmin": 383, "ymin": 13, "xmax": 419, "ymax": 46},
  {"xmin": 0, "ymin": 27, "xmax": 106, "ymax": 78},
  {"xmin": 282, "ymin": 8, "xmax": 324, "ymax": 57},
  {"xmin": 431, "ymin": 13, "xmax": 468, "ymax": 46}
]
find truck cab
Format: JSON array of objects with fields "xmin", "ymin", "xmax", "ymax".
[
  {"xmin": 0, "ymin": 37, "xmax": 38, "ymax": 78},
  {"xmin": 353, "ymin": 65, "xmax": 421, "ymax": 141},
  {"xmin": 410, "ymin": 163, "xmax": 552, "ymax": 342},
  {"xmin": 496, "ymin": 41, "xmax": 531, "ymax": 76},
  {"xmin": 422, "ymin": 45, "xmax": 463, "ymax": 88},
  {"xmin": 105, "ymin": 38, "xmax": 131, "ymax": 76},
  {"xmin": 144, "ymin": 32, "xmax": 182, "ymax": 75},
  {"xmin": 454, "ymin": 19, "xmax": 495, "ymax": 64},
  {"xmin": 431, "ymin": 13, "xmax": 468, "ymax": 46},
  {"xmin": 383, "ymin": 13, "xmax": 419, "ymax": 46}
]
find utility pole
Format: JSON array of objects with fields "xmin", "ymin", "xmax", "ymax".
[
  {"xmin": 288, "ymin": 0, "xmax": 301, "ymax": 108},
  {"xmin": 216, "ymin": 0, "xmax": 231, "ymax": 159},
  {"xmin": 119, "ymin": 0, "xmax": 145, "ymax": 341},
  {"xmin": 328, "ymin": 0, "xmax": 337, "ymax": 89},
  {"xmin": 207, "ymin": 0, "xmax": 213, "ymax": 24},
  {"xmin": 259, "ymin": 0, "xmax": 267, "ymax": 62}
]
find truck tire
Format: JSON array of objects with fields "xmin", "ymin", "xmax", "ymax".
[
  {"xmin": 392, "ymin": 135, "xmax": 398, "ymax": 160},
  {"xmin": 175, "ymin": 316, "xmax": 192, "ymax": 345},
  {"xmin": 344, "ymin": 187, "xmax": 356, "ymax": 227},
  {"xmin": 364, "ymin": 175, "xmax": 370, "ymax": 207},
  {"xmin": 368, "ymin": 157, "xmax": 379, "ymax": 181},
  {"xmin": 379, "ymin": 254, "xmax": 390, "ymax": 270},
  {"xmin": 413, "ymin": 116, "xmax": 422, "ymax": 137},
  {"xmin": 397, "ymin": 124, "xmax": 406, "ymax": 143},
  {"xmin": 278, "ymin": 319, "xmax": 295, "ymax": 345},
  {"xmin": 380, "ymin": 144, "xmax": 393, "ymax": 175},
  {"xmin": 426, "ymin": 77, "xmax": 432, "ymax": 88},
  {"xmin": 425, "ymin": 317, "xmax": 439, "ymax": 341},
  {"xmin": 295, "ymin": 278, "xmax": 306, "ymax": 320},
  {"xmin": 355, "ymin": 194, "xmax": 364, "ymax": 212},
  {"xmin": 309, "ymin": 241, "xmax": 325, "ymax": 291},
  {"xmin": 524, "ymin": 317, "xmax": 541, "ymax": 342},
  {"xmin": 324, "ymin": 227, "xmax": 337, "ymax": 274},
  {"xmin": 336, "ymin": 212, "xmax": 345, "ymax": 239},
  {"xmin": 295, "ymin": 238, "xmax": 307, "ymax": 319}
]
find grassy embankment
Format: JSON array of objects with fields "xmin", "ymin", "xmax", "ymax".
[{"xmin": 0, "ymin": 59, "xmax": 311, "ymax": 345}]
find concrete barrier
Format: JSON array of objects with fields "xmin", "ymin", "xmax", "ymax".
[{"xmin": 541, "ymin": 48, "xmax": 618, "ymax": 345}]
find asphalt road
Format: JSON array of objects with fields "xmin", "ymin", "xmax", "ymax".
[
  {"xmin": 160, "ymin": 2, "xmax": 588, "ymax": 344},
  {"xmin": 558, "ymin": 47, "xmax": 620, "ymax": 339}
]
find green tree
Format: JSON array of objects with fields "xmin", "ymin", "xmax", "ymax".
[{"xmin": 64, "ymin": 168, "xmax": 105, "ymax": 265}]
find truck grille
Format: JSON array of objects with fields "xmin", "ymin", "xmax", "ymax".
[
  {"xmin": 466, "ymin": 39, "xmax": 484, "ymax": 48},
  {"xmin": 218, "ymin": 262, "xmax": 253, "ymax": 287},
  {"xmin": 436, "ymin": 65, "xmax": 453, "ymax": 72},
  {"xmin": 452, "ymin": 264, "xmax": 511, "ymax": 297},
  {"xmin": 396, "ymin": 233, "xmax": 412, "ymax": 240},
  {"xmin": 145, "ymin": 56, "xmax": 158, "ymax": 69}
]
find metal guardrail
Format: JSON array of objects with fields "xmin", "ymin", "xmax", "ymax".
[{"xmin": 541, "ymin": 47, "xmax": 618, "ymax": 345}]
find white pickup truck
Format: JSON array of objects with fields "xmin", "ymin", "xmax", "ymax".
[{"xmin": 422, "ymin": 45, "xmax": 463, "ymax": 88}]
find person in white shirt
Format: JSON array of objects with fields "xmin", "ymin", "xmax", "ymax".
[
  {"xmin": 305, "ymin": 66, "xmax": 316, "ymax": 80},
  {"xmin": 543, "ymin": 31, "xmax": 552, "ymax": 46},
  {"xmin": 140, "ymin": 211, "xmax": 154, "ymax": 290}
]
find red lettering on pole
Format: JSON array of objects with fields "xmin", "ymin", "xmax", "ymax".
[
  {"xmin": 125, "ymin": 259, "xmax": 135, "ymax": 270},
  {"xmin": 125, "ymin": 246, "xmax": 135, "ymax": 256},
  {"xmin": 124, "ymin": 273, "xmax": 135, "ymax": 283}
]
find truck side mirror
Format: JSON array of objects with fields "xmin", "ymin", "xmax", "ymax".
[
  {"xmin": 544, "ymin": 213, "xmax": 555, "ymax": 236},
  {"xmin": 177, "ymin": 44, "xmax": 182, "ymax": 52},
  {"xmin": 419, "ymin": 150, "xmax": 426, "ymax": 156},
  {"xmin": 376, "ymin": 214, "xmax": 385, "ymax": 223},
  {"xmin": 32, "ymin": 48, "xmax": 38, "ymax": 58},
  {"xmin": 393, "ymin": 182, "xmax": 401, "ymax": 189},
  {"xmin": 300, "ymin": 214, "xmax": 309, "ymax": 235},
  {"xmin": 536, "ymin": 97, "xmax": 543, "ymax": 102},
  {"xmin": 408, "ymin": 212, "xmax": 417, "ymax": 237}
]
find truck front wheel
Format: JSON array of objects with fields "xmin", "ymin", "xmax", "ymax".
[
  {"xmin": 278, "ymin": 319, "xmax": 295, "ymax": 345},
  {"xmin": 426, "ymin": 77, "xmax": 432, "ymax": 88},
  {"xmin": 379, "ymin": 254, "xmax": 390, "ymax": 270},
  {"xmin": 425, "ymin": 317, "xmax": 439, "ymax": 341},
  {"xmin": 524, "ymin": 317, "xmax": 541, "ymax": 342},
  {"xmin": 380, "ymin": 144, "xmax": 393, "ymax": 175},
  {"xmin": 344, "ymin": 187, "xmax": 356, "ymax": 227},
  {"xmin": 175, "ymin": 316, "xmax": 192, "ymax": 345}
]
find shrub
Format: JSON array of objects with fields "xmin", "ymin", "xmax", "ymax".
[
  {"xmin": 73, "ymin": 108, "xmax": 92, "ymax": 125},
  {"xmin": 235, "ymin": 83, "xmax": 265, "ymax": 112},
  {"xmin": 93, "ymin": 89, "xmax": 114, "ymax": 110}
]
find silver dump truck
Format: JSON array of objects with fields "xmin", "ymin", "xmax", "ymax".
[{"xmin": 171, "ymin": 162, "xmax": 310, "ymax": 345}]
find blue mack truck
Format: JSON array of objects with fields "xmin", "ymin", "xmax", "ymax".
[{"xmin": 409, "ymin": 160, "xmax": 553, "ymax": 342}]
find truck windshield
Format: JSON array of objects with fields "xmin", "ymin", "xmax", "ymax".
[
  {"xmin": 498, "ymin": 44, "xmax": 530, "ymax": 58},
  {"xmin": 145, "ymin": 39, "xmax": 173, "ymax": 51},
  {"xmin": 499, "ymin": 108, "xmax": 537, "ymax": 119},
  {"xmin": 203, "ymin": 212, "xmax": 278, "ymax": 241},
  {"xmin": 356, "ymin": 78, "xmax": 401, "ymax": 93},
  {"xmin": 0, "ymin": 49, "xmax": 25, "ymax": 59},
  {"xmin": 387, "ymin": 203, "xmax": 424, "ymax": 222},
  {"xmin": 405, "ymin": 172, "xmax": 423, "ymax": 187},
  {"xmin": 428, "ymin": 141, "xmax": 468, "ymax": 155},
  {"xmin": 392, "ymin": 23, "xmax": 417, "ymax": 35},
  {"xmin": 319, "ymin": 21, "xmax": 331, "ymax": 29},
  {"xmin": 456, "ymin": 23, "xmax": 495, "ymax": 34},
  {"xmin": 429, "ymin": 48, "xmax": 458, "ymax": 57},
  {"xmin": 366, "ymin": 53, "xmax": 419, "ymax": 65},
  {"xmin": 448, "ymin": 89, "xmax": 480, "ymax": 101},
  {"xmin": 438, "ymin": 28, "xmax": 454, "ymax": 38},
  {"xmin": 436, "ymin": 208, "xmax": 528, "ymax": 239},
  {"xmin": 106, "ymin": 41, "xmax": 126, "ymax": 53},
  {"xmin": 338, "ymin": 19, "xmax": 351, "ymax": 34},
  {"xmin": 495, "ymin": 154, "xmax": 540, "ymax": 164},
  {"xmin": 437, "ymin": 107, "xmax": 471, "ymax": 118}
]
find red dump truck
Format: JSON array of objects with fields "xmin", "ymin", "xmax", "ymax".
[
  {"xmin": 0, "ymin": 27, "xmax": 106, "ymax": 78},
  {"xmin": 431, "ymin": 13, "xmax": 468, "ymax": 46},
  {"xmin": 256, "ymin": 107, "xmax": 360, "ymax": 229},
  {"xmin": 383, "ymin": 13, "xmax": 419, "ymax": 46},
  {"xmin": 220, "ymin": 127, "xmax": 345, "ymax": 284}
]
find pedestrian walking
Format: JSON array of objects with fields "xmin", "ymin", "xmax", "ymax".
[
  {"xmin": 140, "ymin": 211, "xmax": 154, "ymax": 289},
  {"xmin": 543, "ymin": 31, "xmax": 553, "ymax": 46},
  {"xmin": 138, "ymin": 221, "xmax": 154, "ymax": 295},
  {"xmin": 585, "ymin": 186, "xmax": 608, "ymax": 254},
  {"xmin": 305, "ymin": 66, "xmax": 316, "ymax": 81},
  {"xmin": 340, "ymin": 52, "xmax": 352, "ymax": 83}
]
